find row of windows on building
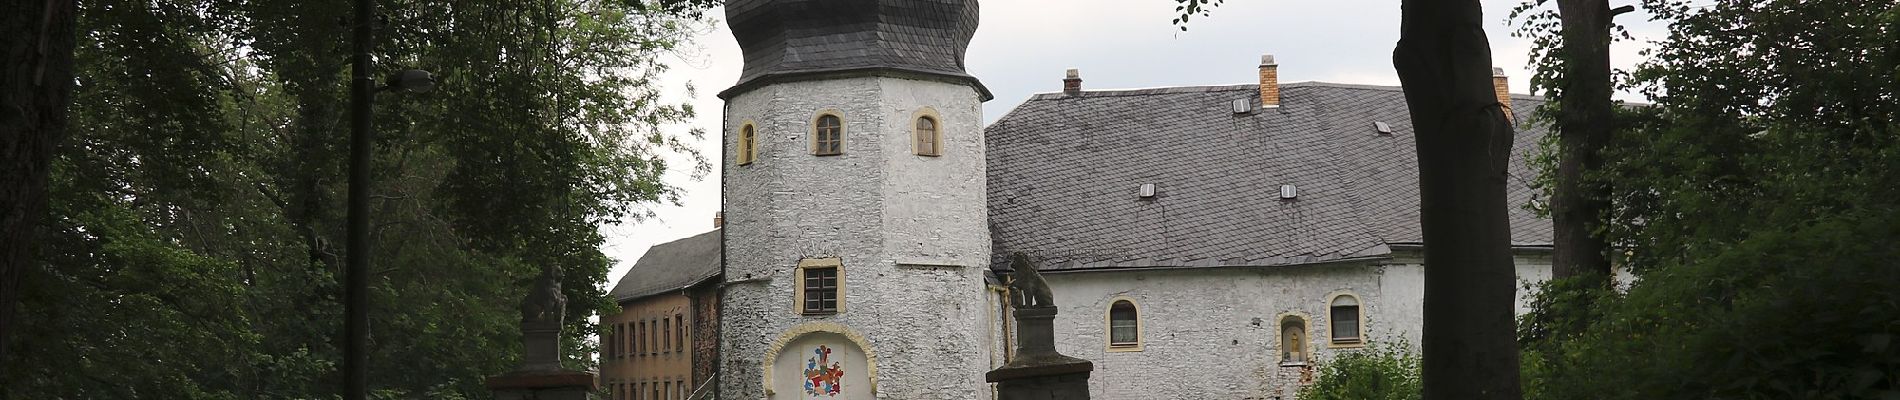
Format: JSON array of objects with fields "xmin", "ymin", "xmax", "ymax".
[
  {"xmin": 608, "ymin": 379, "xmax": 688, "ymax": 400},
  {"xmin": 784, "ymin": 258, "xmax": 1364, "ymax": 366},
  {"xmin": 1105, "ymin": 294, "xmax": 1363, "ymax": 365},
  {"xmin": 734, "ymin": 110, "xmax": 944, "ymax": 165},
  {"xmin": 605, "ymin": 313, "xmax": 688, "ymax": 359}
]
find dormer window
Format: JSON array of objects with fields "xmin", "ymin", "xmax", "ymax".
[{"xmin": 813, "ymin": 113, "xmax": 843, "ymax": 156}]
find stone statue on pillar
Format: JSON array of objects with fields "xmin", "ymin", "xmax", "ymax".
[
  {"xmin": 986, "ymin": 252, "xmax": 1094, "ymax": 400},
  {"xmin": 518, "ymin": 263, "xmax": 567, "ymax": 371},
  {"xmin": 486, "ymin": 264, "xmax": 598, "ymax": 400},
  {"xmin": 1008, "ymin": 253, "xmax": 1055, "ymax": 308}
]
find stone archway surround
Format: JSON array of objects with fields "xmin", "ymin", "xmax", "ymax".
[{"xmin": 760, "ymin": 321, "xmax": 879, "ymax": 397}]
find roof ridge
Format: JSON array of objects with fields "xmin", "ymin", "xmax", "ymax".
[
  {"xmin": 1026, "ymin": 83, "xmax": 1258, "ymax": 100},
  {"xmin": 1021, "ymin": 80, "xmax": 1550, "ymax": 102}
]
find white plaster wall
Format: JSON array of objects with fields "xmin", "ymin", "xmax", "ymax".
[
  {"xmin": 720, "ymin": 76, "xmax": 992, "ymax": 400},
  {"xmin": 1036, "ymin": 252, "xmax": 1552, "ymax": 400},
  {"xmin": 1374, "ymin": 251, "xmax": 1556, "ymax": 346}
]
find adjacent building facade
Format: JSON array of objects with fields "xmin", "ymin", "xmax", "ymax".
[
  {"xmin": 982, "ymin": 66, "xmax": 1554, "ymax": 399},
  {"xmin": 603, "ymin": 229, "xmax": 722, "ymax": 400}
]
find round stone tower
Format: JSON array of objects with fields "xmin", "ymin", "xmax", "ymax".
[{"xmin": 717, "ymin": 1, "xmax": 992, "ymax": 399}]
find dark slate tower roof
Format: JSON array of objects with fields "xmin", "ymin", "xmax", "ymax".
[{"xmin": 719, "ymin": 0, "xmax": 990, "ymax": 100}]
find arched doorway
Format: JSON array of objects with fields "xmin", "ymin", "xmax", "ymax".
[{"xmin": 764, "ymin": 323, "xmax": 876, "ymax": 400}]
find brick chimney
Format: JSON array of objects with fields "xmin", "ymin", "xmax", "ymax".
[
  {"xmin": 1062, "ymin": 68, "xmax": 1082, "ymax": 96},
  {"xmin": 1492, "ymin": 67, "xmax": 1512, "ymax": 115},
  {"xmin": 1259, "ymin": 54, "xmax": 1279, "ymax": 107},
  {"xmin": 713, "ymin": 211, "xmax": 724, "ymax": 228}
]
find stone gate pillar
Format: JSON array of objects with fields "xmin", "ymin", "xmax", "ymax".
[{"xmin": 487, "ymin": 265, "xmax": 598, "ymax": 400}]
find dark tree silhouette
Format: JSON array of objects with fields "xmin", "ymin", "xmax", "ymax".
[
  {"xmin": 1, "ymin": 0, "xmax": 78, "ymax": 364},
  {"xmin": 1550, "ymin": 1, "xmax": 1633, "ymax": 281},
  {"xmin": 1392, "ymin": 1, "xmax": 1526, "ymax": 398}
]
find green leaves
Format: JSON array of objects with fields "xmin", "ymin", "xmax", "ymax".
[
  {"xmin": 1523, "ymin": 211, "xmax": 1900, "ymax": 400},
  {"xmin": 1517, "ymin": 0, "xmax": 1900, "ymax": 398},
  {"xmin": 4, "ymin": 0, "xmax": 712, "ymax": 397},
  {"xmin": 1298, "ymin": 343, "xmax": 1423, "ymax": 400}
]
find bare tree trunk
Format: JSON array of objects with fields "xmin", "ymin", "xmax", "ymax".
[
  {"xmin": 1393, "ymin": 1, "xmax": 1524, "ymax": 399},
  {"xmin": 1, "ymin": 0, "xmax": 78, "ymax": 364},
  {"xmin": 1550, "ymin": 0, "xmax": 1622, "ymax": 281}
]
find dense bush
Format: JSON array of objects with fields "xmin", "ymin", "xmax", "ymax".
[
  {"xmin": 1515, "ymin": 0, "xmax": 1900, "ymax": 398},
  {"xmin": 1297, "ymin": 344, "xmax": 1422, "ymax": 400},
  {"xmin": 1521, "ymin": 211, "xmax": 1900, "ymax": 399}
]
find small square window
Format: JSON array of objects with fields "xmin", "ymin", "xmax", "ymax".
[{"xmin": 803, "ymin": 267, "xmax": 839, "ymax": 313}]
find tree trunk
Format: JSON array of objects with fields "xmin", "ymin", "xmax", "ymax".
[
  {"xmin": 1550, "ymin": 0, "xmax": 1617, "ymax": 281},
  {"xmin": 1, "ymin": 0, "xmax": 78, "ymax": 364},
  {"xmin": 1393, "ymin": 1, "xmax": 1524, "ymax": 399}
]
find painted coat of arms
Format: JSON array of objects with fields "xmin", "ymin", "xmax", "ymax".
[{"xmin": 803, "ymin": 345, "xmax": 845, "ymax": 397}]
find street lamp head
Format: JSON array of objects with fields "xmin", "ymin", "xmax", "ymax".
[{"xmin": 384, "ymin": 69, "xmax": 435, "ymax": 93}]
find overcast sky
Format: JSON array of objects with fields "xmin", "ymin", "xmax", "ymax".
[{"xmin": 599, "ymin": 0, "xmax": 1666, "ymax": 290}]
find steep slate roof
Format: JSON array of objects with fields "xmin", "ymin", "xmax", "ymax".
[
  {"xmin": 985, "ymin": 82, "xmax": 1552, "ymax": 272},
  {"xmin": 720, "ymin": 0, "xmax": 987, "ymax": 99},
  {"xmin": 609, "ymin": 229, "xmax": 722, "ymax": 301}
]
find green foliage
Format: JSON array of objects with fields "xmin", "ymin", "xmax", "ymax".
[
  {"xmin": 1517, "ymin": 0, "xmax": 1900, "ymax": 399},
  {"xmin": 2, "ymin": 0, "xmax": 712, "ymax": 397},
  {"xmin": 1522, "ymin": 211, "xmax": 1900, "ymax": 400},
  {"xmin": 1506, "ymin": 0, "xmax": 1645, "ymax": 220},
  {"xmin": 1297, "ymin": 344, "xmax": 1423, "ymax": 400}
]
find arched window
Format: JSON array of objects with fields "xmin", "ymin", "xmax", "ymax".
[
  {"xmin": 914, "ymin": 116, "xmax": 940, "ymax": 156},
  {"xmin": 737, "ymin": 123, "xmax": 757, "ymax": 165},
  {"xmin": 813, "ymin": 114, "xmax": 843, "ymax": 156},
  {"xmin": 1330, "ymin": 294, "xmax": 1363, "ymax": 346},
  {"xmin": 1280, "ymin": 315, "xmax": 1309, "ymax": 364},
  {"xmin": 1108, "ymin": 299, "xmax": 1141, "ymax": 350}
]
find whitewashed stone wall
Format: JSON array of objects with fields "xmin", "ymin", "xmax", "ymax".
[
  {"xmin": 720, "ymin": 76, "xmax": 992, "ymax": 400},
  {"xmin": 1035, "ymin": 251, "xmax": 1552, "ymax": 400}
]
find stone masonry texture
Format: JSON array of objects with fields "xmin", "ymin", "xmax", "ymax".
[
  {"xmin": 721, "ymin": 76, "xmax": 991, "ymax": 399},
  {"xmin": 1035, "ymin": 251, "xmax": 1552, "ymax": 400}
]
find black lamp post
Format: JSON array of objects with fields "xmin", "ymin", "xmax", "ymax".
[{"xmin": 345, "ymin": 0, "xmax": 432, "ymax": 398}]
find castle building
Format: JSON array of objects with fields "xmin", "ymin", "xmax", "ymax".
[
  {"xmin": 610, "ymin": 1, "xmax": 1563, "ymax": 399},
  {"xmin": 715, "ymin": 1, "xmax": 996, "ymax": 399},
  {"xmin": 982, "ymin": 65, "xmax": 1553, "ymax": 399}
]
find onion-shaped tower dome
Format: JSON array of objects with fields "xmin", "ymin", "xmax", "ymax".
[{"xmin": 719, "ymin": 0, "xmax": 990, "ymax": 100}]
